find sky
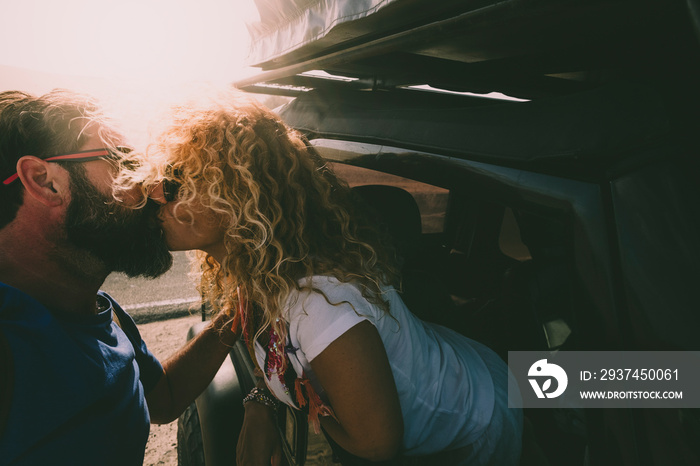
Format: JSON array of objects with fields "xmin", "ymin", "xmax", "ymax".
[
  {"xmin": 0, "ymin": 0, "xmax": 259, "ymax": 83},
  {"xmin": 0, "ymin": 0, "xmax": 262, "ymax": 146}
]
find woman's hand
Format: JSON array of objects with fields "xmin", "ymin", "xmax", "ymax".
[{"xmin": 236, "ymin": 402, "xmax": 283, "ymax": 466}]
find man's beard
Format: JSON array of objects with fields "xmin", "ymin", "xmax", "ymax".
[{"xmin": 64, "ymin": 168, "xmax": 173, "ymax": 278}]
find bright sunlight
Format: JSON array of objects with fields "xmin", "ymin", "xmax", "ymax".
[
  {"xmin": 1, "ymin": 0, "xmax": 259, "ymax": 82},
  {"xmin": 0, "ymin": 0, "xmax": 261, "ymax": 146}
]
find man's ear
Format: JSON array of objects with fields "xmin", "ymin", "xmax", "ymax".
[{"xmin": 15, "ymin": 156, "xmax": 69, "ymax": 207}]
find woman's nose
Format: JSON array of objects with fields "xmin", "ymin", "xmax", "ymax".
[{"xmin": 148, "ymin": 181, "xmax": 168, "ymax": 205}]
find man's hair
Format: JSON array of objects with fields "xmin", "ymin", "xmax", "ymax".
[{"xmin": 0, "ymin": 89, "xmax": 104, "ymax": 229}]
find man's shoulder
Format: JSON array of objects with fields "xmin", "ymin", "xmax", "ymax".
[
  {"xmin": 0, "ymin": 282, "xmax": 52, "ymax": 323},
  {"xmin": 99, "ymin": 291, "xmax": 139, "ymax": 336},
  {"xmin": 0, "ymin": 328, "xmax": 13, "ymax": 438}
]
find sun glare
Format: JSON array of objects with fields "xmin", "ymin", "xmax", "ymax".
[
  {"xmin": 0, "ymin": 0, "xmax": 261, "ymax": 147},
  {"xmin": 1, "ymin": 0, "xmax": 258, "ymax": 83}
]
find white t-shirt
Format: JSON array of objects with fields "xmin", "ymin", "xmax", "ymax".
[{"xmin": 254, "ymin": 276, "xmax": 496, "ymax": 455}]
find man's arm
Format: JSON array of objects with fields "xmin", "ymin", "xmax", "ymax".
[{"xmin": 146, "ymin": 312, "xmax": 239, "ymax": 424}]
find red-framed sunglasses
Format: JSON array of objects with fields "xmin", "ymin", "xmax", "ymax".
[{"xmin": 2, "ymin": 148, "xmax": 130, "ymax": 185}]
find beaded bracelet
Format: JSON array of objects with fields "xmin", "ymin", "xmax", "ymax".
[{"xmin": 242, "ymin": 386, "xmax": 281, "ymax": 410}]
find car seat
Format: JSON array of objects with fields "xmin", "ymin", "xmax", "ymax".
[{"xmin": 350, "ymin": 184, "xmax": 457, "ymax": 326}]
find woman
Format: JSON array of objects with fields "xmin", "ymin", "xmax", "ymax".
[{"xmin": 125, "ymin": 89, "xmax": 522, "ymax": 465}]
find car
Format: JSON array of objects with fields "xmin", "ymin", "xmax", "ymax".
[{"xmin": 177, "ymin": 0, "xmax": 700, "ymax": 465}]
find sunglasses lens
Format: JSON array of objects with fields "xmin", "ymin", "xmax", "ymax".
[{"xmin": 162, "ymin": 179, "xmax": 181, "ymax": 202}]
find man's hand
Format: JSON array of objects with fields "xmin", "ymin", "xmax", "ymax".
[{"xmin": 236, "ymin": 402, "xmax": 283, "ymax": 466}]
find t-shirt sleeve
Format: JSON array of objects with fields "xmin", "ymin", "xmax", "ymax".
[
  {"xmin": 289, "ymin": 283, "xmax": 374, "ymax": 362},
  {"xmin": 106, "ymin": 295, "xmax": 164, "ymax": 393}
]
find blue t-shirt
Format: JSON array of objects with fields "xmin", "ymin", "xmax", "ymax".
[{"xmin": 0, "ymin": 282, "xmax": 163, "ymax": 466}]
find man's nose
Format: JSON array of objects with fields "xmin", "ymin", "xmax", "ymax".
[{"xmin": 115, "ymin": 182, "xmax": 148, "ymax": 207}]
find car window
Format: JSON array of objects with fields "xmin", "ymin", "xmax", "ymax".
[
  {"xmin": 330, "ymin": 163, "xmax": 449, "ymax": 234},
  {"xmin": 312, "ymin": 139, "xmax": 450, "ymax": 234}
]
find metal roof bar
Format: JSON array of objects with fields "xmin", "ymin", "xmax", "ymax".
[{"xmin": 233, "ymin": 0, "xmax": 522, "ymax": 91}]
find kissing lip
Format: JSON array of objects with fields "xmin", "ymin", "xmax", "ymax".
[{"xmin": 143, "ymin": 198, "xmax": 166, "ymax": 226}]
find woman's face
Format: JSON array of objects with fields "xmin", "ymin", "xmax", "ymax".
[{"xmin": 149, "ymin": 181, "xmax": 228, "ymax": 260}]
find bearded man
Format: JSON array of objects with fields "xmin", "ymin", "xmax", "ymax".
[{"xmin": 0, "ymin": 89, "xmax": 237, "ymax": 465}]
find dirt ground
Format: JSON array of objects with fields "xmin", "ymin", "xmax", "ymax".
[{"xmin": 138, "ymin": 314, "xmax": 201, "ymax": 466}]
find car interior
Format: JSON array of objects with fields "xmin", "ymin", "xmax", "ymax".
[
  {"xmin": 310, "ymin": 133, "xmax": 629, "ymax": 465},
  {"xmin": 177, "ymin": 1, "xmax": 700, "ymax": 464}
]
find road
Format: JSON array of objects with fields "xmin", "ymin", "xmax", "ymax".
[{"xmin": 102, "ymin": 251, "xmax": 203, "ymax": 323}]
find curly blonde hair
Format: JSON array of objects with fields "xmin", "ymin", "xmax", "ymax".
[{"xmin": 127, "ymin": 89, "xmax": 399, "ymax": 343}]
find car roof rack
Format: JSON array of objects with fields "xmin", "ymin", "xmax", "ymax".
[{"xmin": 234, "ymin": 0, "xmax": 699, "ymax": 101}]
